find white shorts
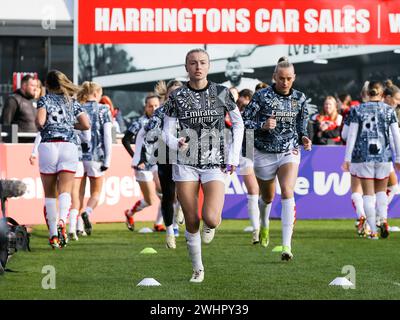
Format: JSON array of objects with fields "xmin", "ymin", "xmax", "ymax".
[
  {"xmin": 83, "ymin": 160, "xmax": 104, "ymax": 178},
  {"xmin": 172, "ymin": 164, "xmax": 226, "ymax": 184},
  {"xmin": 38, "ymin": 142, "xmax": 78, "ymax": 175},
  {"xmin": 253, "ymin": 148, "xmax": 301, "ymax": 181},
  {"xmin": 135, "ymin": 165, "xmax": 158, "ymax": 182},
  {"xmin": 75, "ymin": 161, "xmax": 84, "ymax": 178},
  {"xmin": 237, "ymin": 155, "xmax": 254, "ymax": 176},
  {"xmin": 350, "ymin": 162, "xmax": 392, "ymax": 180},
  {"xmin": 390, "ymin": 162, "xmax": 394, "ymax": 173}
]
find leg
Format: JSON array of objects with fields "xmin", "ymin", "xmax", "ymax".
[
  {"xmin": 257, "ymin": 177, "xmax": 275, "ymax": 247},
  {"xmin": 375, "ymin": 178, "xmax": 390, "ymax": 238},
  {"xmin": 41, "ymin": 174, "xmax": 58, "ymax": 240},
  {"xmin": 158, "ymin": 164, "xmax": 176, "ymax": 248},
  {"xmin": 177, "ymin": 181, "xmax": 204, "ymax": 279},
  {"xmin": 243, "ymin": 171, "xmax": 261, "ymax": 244},
  {"xmin": 360, "ymin": 179, "xmax": 378, "ymax": 236},
  {"xmin": 56, "ymin": 171, "xmax": 75, "ymax": 245},
  {"xmin": 69, "ymin": 177, "xmax": 82, "ymax": 237},
  {"xmin": 387, "ymin": 171, "xmax": 399, "ymax": 205},
  {"xmin": 277, "ymin": 163, "xmax": 299, "ymax": 259}
]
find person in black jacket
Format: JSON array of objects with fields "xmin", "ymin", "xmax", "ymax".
[{"xmin": 1, "ymin": 74, "xmax": 38, "ymax": 140}]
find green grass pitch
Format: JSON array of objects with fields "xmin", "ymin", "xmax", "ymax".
[{"xmin": 1, "ymin": 219, "xmax": 400, "ymax": 300}]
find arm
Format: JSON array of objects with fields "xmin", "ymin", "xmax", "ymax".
[
  {"xmin": 102, "ymin": 122, "xmax": 113, "ymax": 169},
  {"xmin": 296, "ymin": 96, "xmax": 310, "ymax": 142},
  {"xmin": 390, "ymin": 122, "xmax": 400, "ymax": 164},
  {"xmin": 344, "ymin": 122, "xmax": 359, "ymax": 162},
  {"xmin": 242, "ymin": 97, "xmax": 262, "ymax": 130},
  {"xmin": 341, "ymin": 123, "xmax": 349, "ymax": 141},
  {"xmin": 132, "ymin": 127, "xmax": 146, "ymax": 168},
  {"xmin": 122, "ymin": 130, "xmax": 135, "ymax": 157},
  {"xmin": 35, "ymin": 107, "xmax": 47, "ymax": 129},
  {"xmin": 321, "ymin": 126, "xmax": 342, "ymax": 139},
  {"xmin": 227, "ymin": 108, "xmax": 244, "ymax": 166},
  {"xmin": 29, "ymin": 132, "xmax": 41, "ymax": 166},
  {"xmin": 162, "ymin": 115, "xmax": 181, "ymax": 150},
  {"xmin": 75, "ymin": 112, "xmax": 90, "ymax": 130},
  {"xmin": 2, "ymin": 97, "xmax": 18, "ymax": 125}
]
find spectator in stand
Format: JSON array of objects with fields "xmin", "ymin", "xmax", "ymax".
[
  {"xmin": 113, "ymin": 107, "xmax": 126, "ymax": 133},
  {"xmin": 338, "ymin": 93, "xmax": 352, "ymax": 119},
  {"xmin": 100, "ymin": 95, "xmax": 120, "ymax": 134},
  {"xmin": 312, "ymin": 96, "xmax": 343, "ymax": 145},
  {"xmin": 1, "ymin": 74, "xmax": 38, "ymax": 139},
  {"xmin": 237, "ymin": 89, "xmax": 254, "ymax": 111}
]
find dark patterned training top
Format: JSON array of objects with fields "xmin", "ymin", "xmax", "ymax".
[
  {"xmin": 242, "ymin": 84, "xmax": 309, "ymax": 153},
  {"xmin": 348, "ymin": 101, "xmax": 398, "ymax": 163},
  {"xmin": 81, "ymin": 101, "xmax": 112, "ymax": 162},
  {"xmin": 37, "ymin": 93, "xmax": 83, "ymax": 144},
  {"xmin": 164, "ymin": 81, "xmax": 237, "ymax": 169}
]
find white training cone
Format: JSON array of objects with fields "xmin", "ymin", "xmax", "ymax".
[
  {"xmin": 389, "ymin": 226, "xmax": 400, "ymax": 232},
  {"xmin": 243, "ymin": 226, "xmax": 254, "ymax": 232},
  {"xmin": 137, "ymin": 278, "xmax": 161, "ymax": 286},
  {"xmin": 329, "ymin": 277, "xmax": 354, "ymax": 287},
  {"xmin": 139, "ymin": 227, "xmax": 153, "ymax": 233}
]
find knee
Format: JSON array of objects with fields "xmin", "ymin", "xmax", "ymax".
[
  {"xmin": 203, "ymin": 215, "xmax": 221, "ymax": 229},
  {"xmin": 261, "ymin": 194, "xmax": 274, "ymax": 204},
  {"xmin": 280, "ymin": 188, "xmax": 294, "ymax": 199}
]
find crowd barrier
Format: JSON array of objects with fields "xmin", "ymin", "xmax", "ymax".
[{"xmin": 1, "ymin": 144, "xmax": 399, "ymax": 225}]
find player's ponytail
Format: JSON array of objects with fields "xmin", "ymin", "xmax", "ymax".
[
  {"xmin": 368, "ymin": 80, "xmax": 384, "ymax": 97},
  {"xmin": 77, "ymin": 81, "xmax": 103, "ymax": 104},
  {"xmin": 274, "ymin": 56, "xmax": 293, "ymax": 73},
  {"xmin": 45, "ymin": 70, "xmax": 79, "ymax": 100}
]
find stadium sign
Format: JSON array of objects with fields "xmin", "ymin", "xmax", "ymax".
[{"xmin": 78, "ymin": 0, "xmax": 400, "ymax": 45}]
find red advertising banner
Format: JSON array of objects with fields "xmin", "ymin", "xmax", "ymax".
[{"xmin": 78, "ymin": 0, "xmax": 400, "ymax": 45}]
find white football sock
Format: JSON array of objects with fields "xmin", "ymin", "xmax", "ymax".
[
  {"xmin": 351, "ymin": 192, "xmax": 365, "ymax": 219},
  {"xmin": 185, "ymin": 230, "xmax": 203, "ymax": 271},
  {"xmin": 376, "ymin": 191, "xmax": 388, "ymax": 223},
  {"xmin": 166, "ymin": 225, "xmax": 174, "ymax": 236},
  {"xmin": 77, "ymin": 215, "xmax": 84, "ymax": 232},
  {"xmin": 45, "ymin": 198, "xmax": 58, "ymax": 237},
  {"xmin": 247, "ymin": 194, "xmax": 260, "ymax": 230},
  {"xmin": 69, "ymin": 209, "xmax": 79, "ymax": 234},
  {"xmin": 58, "ymin": 193, "xmax": 71, "ymax": 224},
  {"xmin": 387, "ymin": 184, "xmax": 399, "ymax": 205},
  {"xmin": 84, "ymin": 206, "xmax": 93, "ymax": 216},
  {"xmin": 259, "ymin": 198, "xmax": 272, "ymax": 228},
  {"xmin": 155, "ymin": 205, "xmax": 164, "ymax": 225},
  {"xmin": 281, "ymin": 198, "xmax": 296, "ymax": 250},
  {"xmin": 363, "ymin": 195, "xmax": 377, "ymax": 234}
]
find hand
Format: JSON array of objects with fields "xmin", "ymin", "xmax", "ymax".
[
  {"xmin": 302, "ymin": 136, "xmax": 312, "ymax": 151},
  {"xmin": 262, "ymin": 116, "xmax": 276, "ymax": 130},
  {"xmin": 29, "ymin": 155, "xmax": 36, "ymax": 166},
  {"xmin": 134, "ymin": 162, "xmax": 145, "ymax": 170},
  {"xmin": 178, "ymin": 137, "xmax": 189, "ymax": 151},
  {"xmin": 319, "ymin": 122, "xmax": 329, "ymax": 131},
  {"xmin": 395, "ymin": 163, "xmax": 400, "ymax": 172},
  {"xmin": 341, "ymin": 161, "xmax": 350, "ymax": 172},
  {"xmin": 222, "ymin": 164, "xmax": 236, "ymax": 175},
  {"xmin": 81, "ymin": 143, "xmax": 89, "ymax": 153},
  {"xmin": 100, "ymin": 166, "xmax": 108, "ymax": 172}
]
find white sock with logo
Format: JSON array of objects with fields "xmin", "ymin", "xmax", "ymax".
[
  {"xmin": 281, "ymin": 198, "xmax": 296, "ymax": 250},
  {"xmin": 259, "ymin": 198, "xmax": 272, "ymax": 228},
  {"xmin": 45, "ymin": 198, "xmax": 58, "ymax": 238},
  {"xmin": 376, "ymin": 191, "xmax": 388, "ymax": 224},
  {"xmin": 387, "ymin": 184, "xmax": 399, "ymax": 205},
  {"xmin": 247, "ymin": 194, "xmax": 260, "ymax": 230},
  {"xmin": 363, "ymin": 195, "xmax": 377, "ymax": 234},
  {"xmin": 84, "ymin": 206, "xmax": 93, "ymax": 216},
  {"xmin": 185, "ymin": 230, "xmax": 203, "ymax": 272},
  {"xmin": 69, "ymin": 209, "xmax": 79, "ymax": 234},
  {"xmin": 155, "ymin": 205, "xmax": 164, "ymax": 225},
  {"xmin": 58, "ymin": 193, "xmax": 71, "ymax": 224},
  {"xmin": 351, "ymin": 192, "xmax": 365, "ymax": 219}
]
